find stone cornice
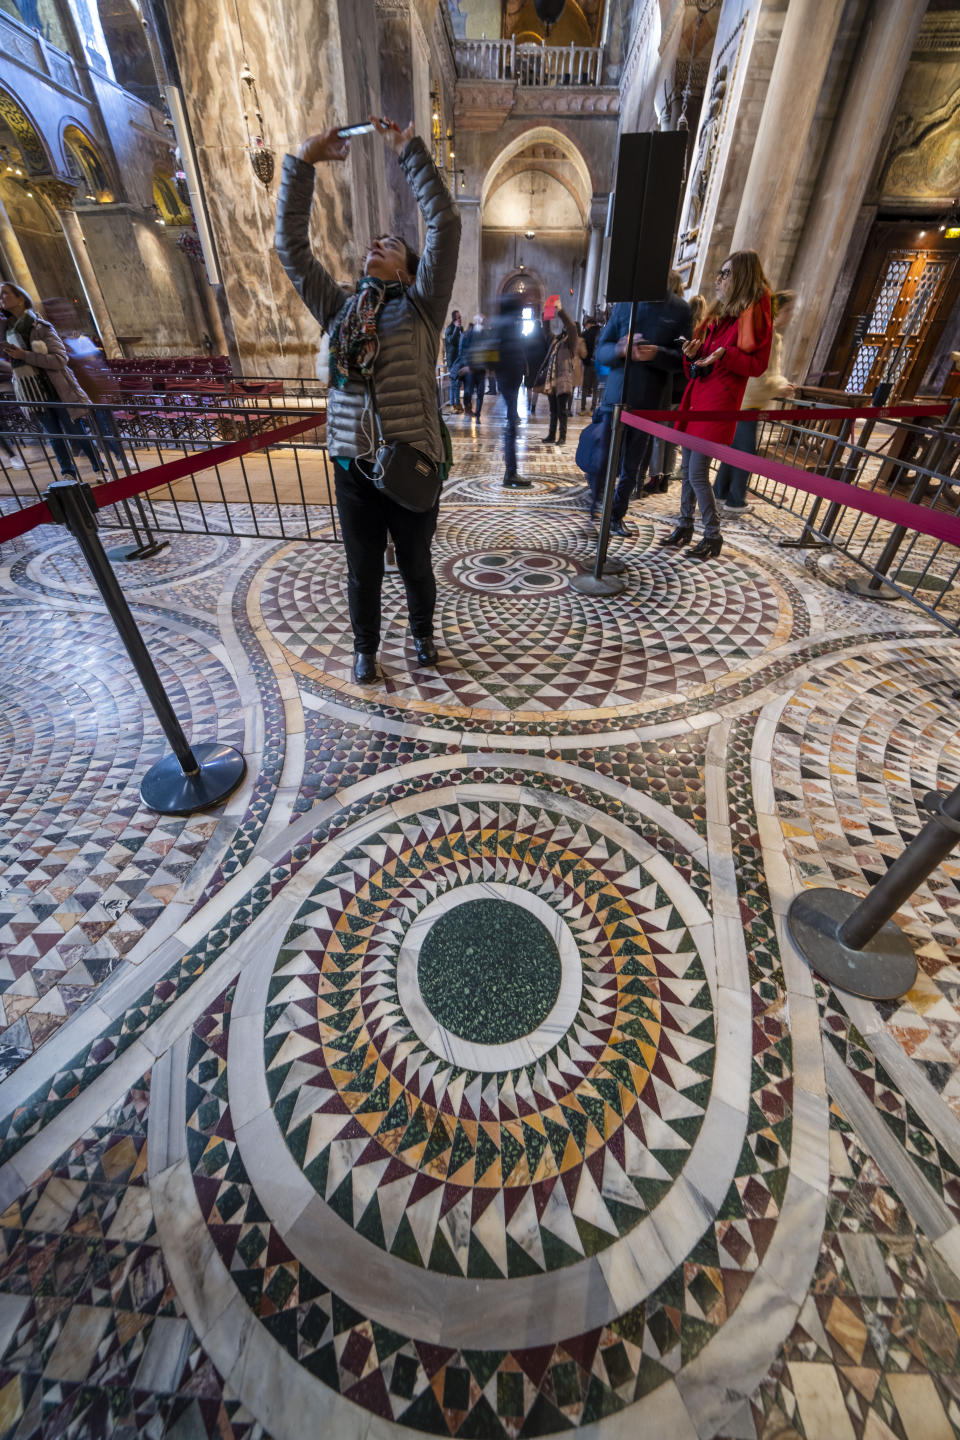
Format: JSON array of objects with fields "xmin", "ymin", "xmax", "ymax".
[
  {"xmin": 914, "ymin": 13, "xmax": 960, "ymax": 53},
  {"xmin": 454, "ymin": 79, "xmax": 619, "ymax": 128}
]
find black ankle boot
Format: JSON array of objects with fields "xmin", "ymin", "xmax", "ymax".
[
  {"xmin": 352, "ymin": 652, "xmax": 379, "ymax": 684},
  {"xmin": 660, "ymin": 524, "xmax": 694, "ymax": 548},
  {"xmin": 687, "ymin": 536, "xmax": 723, "ymax": 560},
  {"xmin": 644, "ymin": 475, "xmax": 669, "ymax": 494}
]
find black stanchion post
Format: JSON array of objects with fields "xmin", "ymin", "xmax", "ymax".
[
  {"xmin": 44, "ymin": 478, "xmax": 246, "ymax": 815},
  {"xmin": 786, "ymin": 781, "xmax": 960, "ymax": 1000}
]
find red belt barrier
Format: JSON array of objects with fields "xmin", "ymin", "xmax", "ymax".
[
  {"xmin": 0, "ymin": 410, "xmax": 325, "ymax": 548},
  {"xmin": 623, "ymin": 399, "xmax": 950, "ymax": 425},
  {"xmin": 620, "ymin": 410, "xmax": 960, "ymax": 549}
]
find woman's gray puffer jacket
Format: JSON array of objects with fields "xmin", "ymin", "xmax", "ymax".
[{"xmin": 275, "ymin": 137, "xmax": 460, "ymax": 463}]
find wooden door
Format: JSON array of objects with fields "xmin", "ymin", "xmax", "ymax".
[{"xmin": 825, "ymin": 222, "xmax": 960, "ymax": 399}]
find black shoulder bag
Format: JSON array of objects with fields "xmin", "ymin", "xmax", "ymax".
[{"xmin": 367, "ymin": 384, "xmax": 443, "ymax": 513}]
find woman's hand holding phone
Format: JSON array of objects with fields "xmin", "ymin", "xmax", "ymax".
[
  {"xmin": 296, "ymin": 128, "xmax": 351, "ymax": 165},
  {"xmin": 372, "ymin": 116, "xmax": 415, "ymax": 154}
]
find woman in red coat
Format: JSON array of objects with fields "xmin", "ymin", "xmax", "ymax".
[{"xmin": 661, "ymin": 250, "xmax": 773, "ymax": 560}]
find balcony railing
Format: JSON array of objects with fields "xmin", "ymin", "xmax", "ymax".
[
  {"xmin": 455, "ymin": 38, "xmax": 604, "ymax": 86},
  {"xmin": 0, "ymin": 8, "xmax": 81, "ymax": 94}
]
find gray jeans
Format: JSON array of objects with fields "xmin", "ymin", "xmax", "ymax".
[{"xmin": 679, "ymin": 446, "xmax": 721, "ymax": 539}]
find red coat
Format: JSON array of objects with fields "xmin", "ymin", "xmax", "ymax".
[{"xmin": 675, "ymin": 299, "xmax": 773, "ymax": 444}]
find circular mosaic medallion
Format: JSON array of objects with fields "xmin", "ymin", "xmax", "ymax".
[
  {"xmin": 21, "ymin": 530, "xmax": 241, "ymax": 596},
  {"xmin": 261, "ymin": 791, "xmax": 714, "ymax": 1280},
  {"xmin": 448, "ymin": 550, "xmax": 577, "ymax": 594},
  {"xmin": 399, "ymin": 883, "xmax": 581, "ymax": 1068},
  {"xmin": 256, "ymin": 511, "xmax": 800, "ymax": 727}
]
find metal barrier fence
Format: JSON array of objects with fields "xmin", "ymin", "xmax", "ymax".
[
  {"xmin": 748, "ymin": 399, "xmax": 960, "ymax": 629},
  {"xmin": 0, "ymin": 396, "xmax": 336, "ymax": 545}
]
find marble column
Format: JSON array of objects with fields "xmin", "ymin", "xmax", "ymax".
[
  {"xmin": 0, "ymin": 194, "xmax": 38, "ymax": 297},
  {"xmin": 41, "ymin": 187, "xmax": 122, "ymax": 358},
  {"xmin": 730, "ymin": 0, "xmax": 844, "ymax": 279},
  {"xmin": 455, "ymin": 196, "xmax": 481, "ymax": 325},
  {"xmin": 784, "ymin": 2, "xmax": 928, "ymax": 381},
  {"xmin": 375, "ymin": 0, "xmax": 431, "ymax": 247},
  {"xmin": 582, "ymin": 223, "xmax": 602, "ymax": 321}
]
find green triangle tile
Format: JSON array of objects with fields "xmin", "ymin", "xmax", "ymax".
[
  {"xmin": 327, "ymin": 1174, "xmax": 353, "ymax": 1224},
  {"xmin": 462, "ymin": 1349, "xmax": 507, "ymax": 1391},
  {"xmin": 505, "ymin": 1233, "xmax": 544, "ymax": 1278},
  {"xmin": 371, "ymin": 1320, "xmax": 409, "ymax": 1363},
  {"xmin": 398, "ymin": 1384, "xmax": 450, "ymax": 1436},
  {"xmin": 456, "ymin": 1393, "xmax": 509, "ymax": 1439},
  {"xmin": 474, "ymin": 1127, "xmax": 500, "ymax": 1183},
  {"xmin": 467, "ymin": 1232, "xmax": 504, "ymax": 1280},
  {"xmin": 423, "ymin": 1116, "xmax": 453, "ymax": 1168},
  {"xmin": 331, "ymin": 1293, "xmax": 366, "ymax": 1334},
  {"xmin": 448, "ymin": 1123, "xmax": 475, "ymax": 1176},
  {"xmin": 428, "ymin": 1226, "xmax": 462, "ymax": 1276},
  {"xmin": 580, "ymin": 1372, "xmax": 626, "ymax": 1422},
  {"xmin": 391, "ymin": 1212, "xmax": 424, "ymax": 1268},
  {"xmin": 573, "ymin": 1215, "xmax": 616, "ymax": 1259},
  {"xmin": 519, "ymin": 1391, "xmax": 575, "ymax": 1434},
  {"xmin": 631, "ymin": 1176, "xmax": 672, "ymax": 1209},
  {"xmin": 303, "ymin": 1148, "xmax": 329, "ymax": 1197},
  {"xmin": 302, "ymin": 1341, "xmax": 341, "ymax": 1389},
  {"xmin": 398, "ymin": 1105, "xmax": 430, "ymax": 1154}
]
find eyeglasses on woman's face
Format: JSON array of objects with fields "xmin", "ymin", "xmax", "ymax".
[{"xmin": 716, "ymin": 267, "xmax": 732, "ymax": 282}]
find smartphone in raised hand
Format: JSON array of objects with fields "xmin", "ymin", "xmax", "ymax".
[{"xmin": 337, "ymin": 119, "xmax": 382, "ymax": 138}]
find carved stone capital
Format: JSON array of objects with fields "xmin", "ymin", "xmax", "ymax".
[{"xmin": 35, "ymin": 178, "xmax": 79, "ymax": 210}]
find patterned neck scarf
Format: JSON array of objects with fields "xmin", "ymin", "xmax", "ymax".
[{"xmin": 328, "ymin": 276, "xmax": 402, "ymax": 389}]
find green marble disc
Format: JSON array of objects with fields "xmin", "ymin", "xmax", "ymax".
[{"xmin": 416, "ymin": 897, "xmax": 563, "ymax": 1044}]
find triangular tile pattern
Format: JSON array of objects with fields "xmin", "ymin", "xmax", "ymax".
[
  {"xmin": 746, "ymin": 1105, "xmax": 960, "ymax": 1440},
  {"xmin": 770, "ymin": 649, "xmax": 960, "ymax": 1110},
  {"xmin": 0, "ymin": 604, "xmax": 244, "ymax": 1079},
  {"xmin": 0, "ymin": 1070, "xmax": 268, "ymax": 1439},
  {"xmin": 183, "ymin": 930, "xmax": 794, "ymax": 1437},
  {"xmin": 265, "ymin": 797, "xmax": 714, "ymax": 1278},
  {"xmin": 258, "ymin": 506, "xmax": 791, "ymax": 718}
]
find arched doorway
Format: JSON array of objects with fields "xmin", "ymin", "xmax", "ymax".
[{"xmin": 481, "ymin": 126, "xmax": 591, "ymax": 323}]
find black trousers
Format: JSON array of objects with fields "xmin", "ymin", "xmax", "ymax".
[
  {"xmin": 547, "ymin": 391, "xmax": 570, "ymax": 443},
  {"xmin": 334, "ymin": 460, "xmax": 439, "ymax": 653}
]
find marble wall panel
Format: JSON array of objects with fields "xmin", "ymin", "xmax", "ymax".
[
  {"xmin": 165, "ymin": 0, "xmax": 360, "ymax": 376},
  {"xmin": 79, "ymin": 208, "xmax": 199, "ymax": 353}
]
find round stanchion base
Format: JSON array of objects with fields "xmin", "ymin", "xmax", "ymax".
[
  {"xmin": 570, "ymin": 571, "xmax": 627, "ymax": 597},
  {"xmin": 140, "ymin": 741, "xmax": 247, "ymax": 816},
  {"xmin": 107, "ymin": 540, "xmax": 170, "ymax": 563},
  {"xmin": 602, "ymin": 555, "xmax": 627, "ymax": 575},
  {"xmin": 786, "ymin": 887, "xmax": 917, "ymax": 1000},
  {"xmin": 843, "ymin": 576, "xmax": 902, "ymax": 602}
]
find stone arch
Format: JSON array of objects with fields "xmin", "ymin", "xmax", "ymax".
[
  {"xmin": 0, "ymin": 89, "xmax": 54, "ymax": 177},
  {"xmin": 481, "ymin": 125, "xmax": 593, "ymax": 216},
  {"xmin": 61, "ymin": 123, "xmax": 114, "ymax": 202},
  {"xmin": 498, "ymin": 266, "xmax": 545, "ymax": 313}
]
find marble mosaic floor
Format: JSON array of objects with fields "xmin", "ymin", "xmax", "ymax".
[{"xmin": 1, "ymin": 402, "xmax": 960, "ymax": 1438}]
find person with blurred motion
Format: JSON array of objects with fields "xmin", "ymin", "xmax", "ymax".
[
  {"xmin": 663, "ymin": 250, "xmax": 772, "ymax": 561},
  {"xmin": 493, "ymin": 292, "xmax": 530, "ymax": 488},
  {"xmin": 713, "ymin": 289, "xmax": 795, "ymax": 515},
  {"xmin": 276, "ymin": 115, "xmax": 460, "ymax": 686},
  {"xmin": 524, "ymin": 315, "xmax": 548, "ymax": 419},
  {"xmin": 465, "ymin": 313, "xmax": 491, "ymax": 422},
  {"xmin": 593, "ymin": 274, "xmax": 691, "ymax": 534},
  {"xmin": 444, "ymin": 308, "xmax": 463, "ymax": 409},
  {"xmin": 0, "ymin": 281, "xmax": 101, "ymax": 477},
  {"xmin": 42, "ymin": 296, "xmax": 125, "ymax": 468},
  {"xmin": 580, "ymin": 315, "xmax": 602, "ymax": 414}
]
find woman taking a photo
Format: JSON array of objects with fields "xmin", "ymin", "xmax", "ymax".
[
  {"xmin": 661, "ymin": 250, "xmax": 772, "ymax": 560},
  {"xmin": 276, "ymin": 115, "xmax": 460, "ymax": 686}
]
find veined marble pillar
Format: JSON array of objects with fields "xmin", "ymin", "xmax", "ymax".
[
  {"xmin": 582, "ymin": 223, "xmax": 602, "ymax": 321},
  {"xmin": 42, "ymin": 187, "xmax": 122, "ymax": 358},
  {"xmin": 162, "ymin": 0, "xmax": 377, "ymax": 375},
  {"xmin": 0, "ymin": 195, "xmax": 38, "ymax": 297},
  {"xmin": 730, "ymin": 0, "xmax": 844, "ymax": 279},
  {"xmin": 784, "ymin": 2, "xmax": 928, "ymax": 381},
  {"xmin": 375, "ymin": 0, "xmax": 433, "ymax": 248},
  {"xmin": 455, "ymin": 197, "xmax": 481, "ymax": 326}
]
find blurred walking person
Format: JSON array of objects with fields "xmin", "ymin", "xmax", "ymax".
[{"xmin": 713, "ymin": 289, "xmax": 795, "ymax": 515}]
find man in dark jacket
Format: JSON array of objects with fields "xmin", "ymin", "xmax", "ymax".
[
  {"xmin": 444, "ymin": 309, "xmax": 463, "ymax": 409},
  {"xmin": 594, "ymin": 288, "xmax": 691, "ymax": 534},
  {"xmin": 493, "ymin": 293, "xmax": 529, "ymax": 487}
]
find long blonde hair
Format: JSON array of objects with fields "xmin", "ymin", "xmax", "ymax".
[{"xmin": 708, "ymin": 250, "xmax": 770, "ymax": 326}]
